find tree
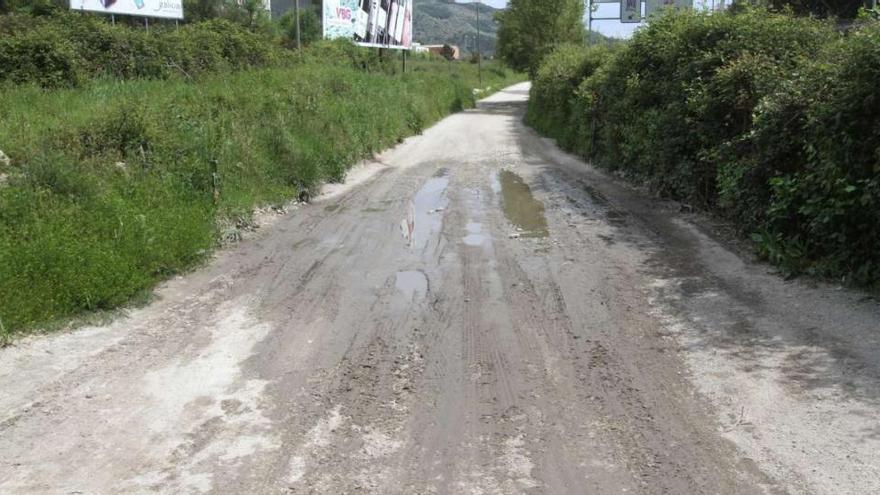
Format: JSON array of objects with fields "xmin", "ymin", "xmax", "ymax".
[
  {"xmin": 760, "ymin": 0, "xmax": 868, "ymax": 19},
  {"xmin": 3, "ymin": 0, "xmax": 66, "ymax": 15},
  {"xmin": 183, "ymin": 0, "xmax": 224, "ymax": 22},
  {"xmin": 180, "ymin": 0, "xmax": 273, "ymax": 33},
  {"xmin": 217, "ymin": 0, "xmax": 273, "ymax": 33},
  {"xmin": 278, "ymin": 5, "xmax": 322, "ymax": 48},
  {"xmin": 495, "ymin": 0, "xmax": 585, "ymax": 75}
]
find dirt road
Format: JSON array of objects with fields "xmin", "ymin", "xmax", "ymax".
[{"xmin": 2, "ymin": 83, "xmax": 880, "ymax": 494}]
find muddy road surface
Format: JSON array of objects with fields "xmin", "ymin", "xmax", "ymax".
[{"xmin": 3, "ymin": 83, "xmax": 880, "ymax": 494}]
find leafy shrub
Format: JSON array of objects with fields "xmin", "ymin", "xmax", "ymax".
[
  {"xmin": 525, "ymin": 43, "xmax": 614, "ymax": 150},
  {"xmin": 0, "ymin": 13, "xmax": 287, "ymax": 87},
  {"xmin": 753, "ymin": 24, "xmax": 880, "ymax": 284},
  {"xmin": 0, "ymin": 23, "xmax": 84, "ymax": 87},
  {"xmin": 302, "ymin": 38, "xmax": 397, "ymax": 73},
  {"xmin": 527, "ymin": 7, "xmax": 880, "ymax": 287},
  {"xmin": 592, "ymin": 9, "xmax": 832, "ymax": 205},
  {"xmin": 277, "ymin": 6, "xmax": 323, "ymax": 48}
]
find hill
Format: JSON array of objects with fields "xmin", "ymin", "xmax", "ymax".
[{"xmin": 413, "ymin": 0, "xmax": 500, "ymax": 56}]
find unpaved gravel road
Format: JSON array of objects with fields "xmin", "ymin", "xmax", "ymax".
[{"xmin": 3, "ymin": 83, "xmax": 880, "ymax": 494}]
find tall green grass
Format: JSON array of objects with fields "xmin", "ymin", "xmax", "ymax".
[{"xmin": 0, "ymin": 56, "xmax": 523, "ymax": 337}]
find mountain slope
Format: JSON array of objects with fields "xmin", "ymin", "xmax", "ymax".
[{"xmin": 413, "ymin": 0, "xmax": 500, "ymax": 55}]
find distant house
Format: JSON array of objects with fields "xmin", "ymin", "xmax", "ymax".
[
  {"xmin": 423, "ymin": 44, "xmax": 461, "ymax": 60},
  {"xmin": 266, "ymin": 0, "xmax": 313, "ymax": 19}
]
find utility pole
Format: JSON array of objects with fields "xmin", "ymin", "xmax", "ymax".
[
  {"xmin": 294, "ymin": 0, "xmax": 302, "ymax": 50},
  {"xmin": 475, "ymin": 1, "xmax": 482, "ymax": 87},
  {"xmin": 587, "ymin": 0, "xmax": 594, "ymax": 45}
]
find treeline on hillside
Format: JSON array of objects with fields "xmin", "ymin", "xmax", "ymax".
[{"xmin": 527, "ymin": 8, "xmax": 880, "ymax": 287}]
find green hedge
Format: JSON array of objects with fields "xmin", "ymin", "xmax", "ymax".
[
  {"xmin": 527, "ymin": 8, "xmax": 880, "ymax": 287},
  {"xmin": 751, "ymin": 25, "xmax": 880, "ymax": 281},
  {"xmin": 525, "ymin": 43, "xmax": 617, "ymax": 154},
  {"xmin": 0, "ymin": 13, "xmax": 286, "ymax": 87}
]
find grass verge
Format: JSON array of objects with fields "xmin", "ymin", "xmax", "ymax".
[{"xmin": 0, "ymin": 56, "xmax": 524, "ymax": 338}]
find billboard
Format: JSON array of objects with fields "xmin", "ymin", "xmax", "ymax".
[
  {"xmin": 621, "ymin": 0, "xmax": 640, "ymax": 22},
  {"xmin": 324, "ymin": 0, "xmax": 413, "ymax": 49},
  {"xmin": 645, "ymin": 0, "xmax": 690, "ymax": 17},
  {"xmin": 70, "ymin": 0, "xmax": 183, "ymax": 19}
]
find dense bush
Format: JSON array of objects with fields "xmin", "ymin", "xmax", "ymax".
[
  {"xmin": 301, "ymin": 38, "xmax": 400, "ymax": 73},
  {"xmin": 750, "ymin": 24, "xmax": 880, "ymax": 283},
  {"xmin": 527, "ymin": 8, "xmax": 880, "ymax": 287},
  {"xmin": 0, "ymin": 54, "xmax": 522, "ymax": 335},
  {"xmin": 0, "ymin": 12, "xmax": 286, "ymax": 87},
  {"xmin": 277, "ymin": 6, "xmax": 322, "ymax": 48},
  {"xmin": 525, "ymin": 43, "xmax": 615, "ymax": 152}
]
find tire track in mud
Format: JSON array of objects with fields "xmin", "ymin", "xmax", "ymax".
[
  {"xmin": 516, "ymin": 166, "xmax": 778, "ymax": 493},
  {"xmin": 253, "ymin": 165, "xmax": 456, "ymax": 493},
  {"xmin": 420, "ymin": 169, "xmax": 545, "ymax": 494},
  {"xmin": 469, "ymin": 166, "xmax": 635, "ymax": 493}
]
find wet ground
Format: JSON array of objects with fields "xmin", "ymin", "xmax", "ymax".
[
  {"xmin": 2, "ymin": 83, "xmax": 880, "ymax": 494},
  {"xmin": 497, "ymin": 169, "xmax": 548, "ymax": 239}
]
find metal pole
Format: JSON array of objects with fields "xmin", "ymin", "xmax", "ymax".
[
  {"xmin": 145, "ymin": 17, "xmax": 149, "ymax": 33},
  {"xmin": 402, "ymin": 49, "xmax": 406, "ymax": 73},
  {"xmin": 475, "ymin": 1, "xmax": 482, "ymax": 87},
  {"xmin": 588, "ymin": 0, "xmax": 594, "ymax": 45},
  {"xmin": 294, "ymin": 0, "xmax": 301, "ymax": 50},
  {"xmin": 111, "ymin": 14, "xmax": 115, "ymax": 25}
]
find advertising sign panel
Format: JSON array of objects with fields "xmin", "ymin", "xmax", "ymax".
[
  {"xmin": 324, "ymin": 0, "xmax": 412, "ymax": 49},
  {"xmin": 645, "ymin": 0, "xmax": 690, "ymax": 17},
  {"xmin": 70, "ymin": 0, "xmax": 183, "ymax": 19},
  {"xmin": 621, "ymin": 0, "xmax": 640, "ymax": 22}
]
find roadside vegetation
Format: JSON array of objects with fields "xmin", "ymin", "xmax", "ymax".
[
  {"xmin": 0, "ymin": 9, "xmax": 523, "ymax": 338},
  {"xmin": 522, "ymin": 7, "xmax": 880, "ymax": 289},
  {"xmin": 495, "ymin": 0, "xmax": 585, "ymax": 76}
]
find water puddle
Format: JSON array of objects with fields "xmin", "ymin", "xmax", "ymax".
[
  {"xmin": 462, "ymin": 221, "xmax": 489, "ymax": 246},
  {"xmin": 498, "ymin": 170, "xmax": 549, "ymax": 238},
  {"xmin": 401, "ymin": 170, "xmax": 449, "ymax": 249},
  {"xmin": 490, "ymin": 170, "xmax": 502, "ymax": 194},
  {"xmin": 391, "ymin": 270, "xmax": 428, "ymax": 314}
]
